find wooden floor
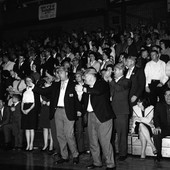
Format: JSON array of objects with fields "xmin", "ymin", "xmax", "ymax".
[{"xmin": 0, "ymin": 148, "xmax": 170, "ymax": 170}]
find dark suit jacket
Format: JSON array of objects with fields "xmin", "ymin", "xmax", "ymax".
[
  {"xmin": 0, "ymin": 106, "xmax": 11, "ymax": 127},
  {"xmin": 80, "ymin": 52, "xmax": 88, "ymax": 69},
  {"xmin": 129, "ymin": 66, "xmax": 145, "ymax": 105},
  {"xmin": 154, "ymin": 102, "xmax": 170, "ymax": 130},
  {"xmin": 11, "ymin": 102, "xmax": 22, "ymax": 124},
  {"xmin": 127, "ymin": 42, "xmax": 138, "ymax": 57},
  {"xmin": 82, "ymin": 80, "xmax": 115, "ymax": 123},
  {"xmin": 33, "ymin": 79, "xmax": 81, "ymax": 120},
  {"xmin": 43, "ymin": 56, "xmax": 55, "ymax": 76},
  {"xmin": 13, "ymin": 60, "xmax": 31, "ymax": 77},
  {"xmin": 110, "ymin": 77, "xmax": 131, "ymax": 115},
  {"xmin": 71, "ymin": 64, "xmax": 82, "ymax": 73}
]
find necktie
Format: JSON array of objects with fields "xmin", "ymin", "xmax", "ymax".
[
  {"xmin": 126, "ymin": 68, "xmax": 132, "ymax": 79},
  {"xmin": 61, "ymin": 81, "xmax": 65, "ymax": 89},
  {"xmin": 101, "ymin": 61, "xmax": 105, "ymax": 70}
]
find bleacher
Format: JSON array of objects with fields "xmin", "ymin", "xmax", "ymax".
[{"xmin": 115, "ymin": 118, "xmax": 170, "ymax": 158}]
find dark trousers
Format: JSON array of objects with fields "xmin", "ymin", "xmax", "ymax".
[
  {"xmin": 153, "ymin": 127, "xmax": 170, "ymax": 158},
  {"xmin": 0, "ymin": 124, "xmax": 12, "ymax": 144},
  {"xmin": 147, "ymin": 80, "xmax": 164, "ymax": 106},
  {"xmin": 75, "ymin": 116, "xmax": 90, "ymax": 153},
  {"xmin": 50, "ymin": 117, "xmax": 60, "ymax": 154},
  {"xmin": 114, "ymin": 114, "xmax": 129, "ymax": 157}
]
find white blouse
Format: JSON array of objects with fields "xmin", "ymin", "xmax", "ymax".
[{"xmin": 22, "ymin": 87, "xmax": 35, "ymax": 103}]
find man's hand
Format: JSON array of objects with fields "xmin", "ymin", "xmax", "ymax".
[
  {"xmin": 77, "ymin": 111, "xmax": 82, "ymax": 117},
  {"xmin": 157, "ymin": 83, "xmax": 163, "ymax": 87},
  {"xmin": 22, "ymin": 109, "xmax": 30, "ymax": 115},
  {"xmin": 75, "ymin": 84, "xmax": 83, "ymax": 92},
  {"xmin": 145, "ymin": 86, "xmax": 150, "ymax": 93},
  {"xmin": 131, "ymin": 95, "xmax": 137, "ymax": 103},
  {"xmin": 153, "ymin": 127, "xmax": 161, "ymax": 135}
]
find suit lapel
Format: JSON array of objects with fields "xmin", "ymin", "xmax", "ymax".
[
  {"xmin": 116, "ymin": 76, "xmax": 124, "ymax": 83},
  {"xmin": 1, "ymin": 107, "xmax": 5, "ymax": 121},
  {"xmin": 131, "ymin": 66, "xmax": 137, "ymax": 78},
  {"xmin": 65, "ymin": 79, "xmax": 70, "ymax": 96}
]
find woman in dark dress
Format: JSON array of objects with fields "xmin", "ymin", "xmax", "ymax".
[
  {"xmin": 21, "ymin": 76, "xmax": 37, "ymax": 151},
  {"xmin": 131, "ymin": 98, "xmax": 157, "ymax": 159},
  {"xmin": 39, "ymin": 77, "xmax": 53, "ymax": 151}
]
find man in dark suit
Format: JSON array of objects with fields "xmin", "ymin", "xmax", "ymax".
[
  {"xmin": 71, "ymin": 57, "xmax": 82, "ymax": 74},
  {"xmin": 13, "ymin": 55, "xmax": 31, "ymax": 77},
  {"xmin": 110, "ymin": 63, "xmax": 131, "ymax": 161},
  {"xmin": 125, "ymin": 37, "xmax": 138, "ymax": 57},
  {"xmin": 42, "ymin": 47, "xmax": 55, "ymax": 77},
  {"xmin": 33, "ymin": 66, "xmax": 81, "ymax": 164},
  {"xmin": 126, "ymin": 56, "xmax": 146, "ymax": 113},
  {"xmin": 75, "ymin": 67, "xmax": 116, "ymax": 170},
  {"xmin": 153, "ymin": 88, "xmax": 170, "ymax": 162},
  {"xmin": 0, "ymin": 99, "xmax": 12, "ymax": 149}
]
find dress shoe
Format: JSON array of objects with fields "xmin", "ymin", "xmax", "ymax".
[
  {"xmin": 55, "ymin": 158, "xmax": 69, "ymax": 164},
  {"xmin": 140, "ymin": 157, "xmax": 145, "ymax": 161},
  {"xmin": 4, "ymin": 143, "xmax": 11, "ymax": 151},
  {"xmin": 86, "ymin": 164, "xmax": 102, "ymax": 169},
  {"xmin": 154, "ymin": 156, "xmax": 161, "ymax": 162},
  {"xmin": 47, "ymin": 149, "xmax": 54, "ymax": 155},
  {"xmin": 73, "ymin": 156, "xmax": 79, "ymax": 164},
  {"xmin": 29, "ymin": 148, "xmax": 35, "ymax": 152},
  {"xmin": 79, "ymin": 150, "xmax": 91, "ymax": 155},
  {"xmin": 17, "ymin": 147, "xmax": 22, "ymax": 151},
  {"xmin": 118, "ymin": 156, "xmax": 127, "ymax": 161},
  {"xmin": 153, "ymin": 149, "xmax": 157, "ymax": 155},
  {"xmin": 41, "ymin": 147, "xmax": 48, "ymax": 152},
  {"xmin": 106, "ymin": 167, "xmax": 116, "ymax": 170}
]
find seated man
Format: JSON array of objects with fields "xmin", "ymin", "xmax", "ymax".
[
  {"xmin": 0, "ymin": 99, "xmax": 12, "ymax": 149},
  {"xmin": 153, "ymin": 88, "xmax": 170, "ymax": 161}
]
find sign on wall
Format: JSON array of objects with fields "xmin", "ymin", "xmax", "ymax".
[{"xmin": 38, "ymin": 3, "xmax": 57, "ymax": 20}]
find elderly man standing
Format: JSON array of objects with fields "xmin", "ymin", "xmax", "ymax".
[
  {"xmin": 75, "ymin": 67, "xmax": 116, "ymax": 170},
  {"xmin": 110, "ymin": 63, "xmax": 131, "ymax": 161},
  {"xmin": 33, "ymin": 66, "xmax": 81, "ymax": 164}
]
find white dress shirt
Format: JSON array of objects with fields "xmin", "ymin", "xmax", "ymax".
[
  {"xmin": 126, "ymin": 66, "xmax": 135, "ymax": 79},
  {"xmin": 87, "ymin": 95, "xmax": 93, "ymax": 112},
  {"xmin": 57, "ymin": 79, "xmax": 69, "ymax": 107},
  {"xmin": 144, "ymin": 60, "xmax": 168, "ymax": 87},
  {"xmin": 0, "ymin": 107, "xmax": 4, "ymax": 119}
]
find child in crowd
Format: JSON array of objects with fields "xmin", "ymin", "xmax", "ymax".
[{"xmin": 11, "ymin": 94, "xmax": 23, "ymax": 150}]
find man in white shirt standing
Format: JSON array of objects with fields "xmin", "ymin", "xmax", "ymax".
[
  {"xmin": 144, "ymin": 50, "xmax": 169, "ymax": 105},
  {"xmin": 33, "ymin": 66, "xmax": 81, "ymax": 164}
]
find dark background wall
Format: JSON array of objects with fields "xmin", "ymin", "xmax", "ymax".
[{"xmin": 0, "ymin": 0, "xmax": 169, "ymax": 41}]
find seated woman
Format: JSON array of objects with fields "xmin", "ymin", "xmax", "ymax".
[{"xmin": 131, "ymin": 97, "xmax": 157, "ymax": 159}]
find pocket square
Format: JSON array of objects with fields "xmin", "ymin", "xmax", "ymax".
[{"xmin": 69, "ymin": 94, "xmax": 74, "ymax": 97}]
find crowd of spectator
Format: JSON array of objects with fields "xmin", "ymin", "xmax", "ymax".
[{"xmin": 0, "ymin": 21, "xmax": 170, "ymax": 167}]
